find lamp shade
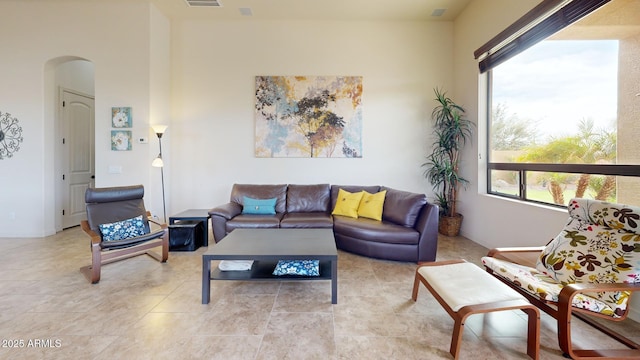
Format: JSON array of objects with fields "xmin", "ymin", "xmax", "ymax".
[
  {"xmin": 151, "ymin": 125, "xmax": 168, "ymax": 135},
  {"xmin": 151, "ymin": 156, "xmax": 164, "ymax": 167}
]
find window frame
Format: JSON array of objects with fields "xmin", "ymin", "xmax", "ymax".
[{"xmin": 479, "ymin": 0, "xmax": 640, "ymax": 207}]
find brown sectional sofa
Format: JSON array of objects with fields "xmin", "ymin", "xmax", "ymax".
[{"xmin": 209, "ymin": 184, "xmax": 439, "ymax": 263}]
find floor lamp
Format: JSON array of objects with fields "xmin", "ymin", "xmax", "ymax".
[{"xmin": 151, "ymin": 125, "xmax": 167, "ymax": 222}]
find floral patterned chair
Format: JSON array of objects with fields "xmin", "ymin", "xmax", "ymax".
[{"xmin": 482, "ymin": 198, "xmax": 640, "ymax": 359}]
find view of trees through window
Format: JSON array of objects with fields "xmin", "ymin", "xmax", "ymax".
[{"xmin": 487, "ymin": 0, "xmax": 640, "ymax": 207}]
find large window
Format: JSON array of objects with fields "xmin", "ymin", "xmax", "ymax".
[{"xmin": 479, "ymin": 0, "xmax": 640, "ymax": 207}]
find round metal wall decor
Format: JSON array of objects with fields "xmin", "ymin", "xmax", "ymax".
[{"xmin": 0, "ymin": 111, "xmax": 24, "ymax": 159}]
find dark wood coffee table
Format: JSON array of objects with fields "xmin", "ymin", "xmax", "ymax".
[{"xmin": 202, "ymin": 228, "xmax": 338, "ymax": 304}]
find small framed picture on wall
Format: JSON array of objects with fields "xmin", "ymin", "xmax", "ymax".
[
  {"xmin": 111, "ymin": 130, "xmax": 132, "ymax": 151},
  {"xmin": 111, "ymin": 107, "xmax": 132, "ymax": 128}
]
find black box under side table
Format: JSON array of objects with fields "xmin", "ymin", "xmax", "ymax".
[
  {"xmin": 168, "ymin": 209, "xmax": 211, "ymax": 246},
  {"xmin": 169, "ymin": 220, "xmax": 204, "ymax": 251}
]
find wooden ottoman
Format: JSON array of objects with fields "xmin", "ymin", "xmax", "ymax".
[{"xmin": 412, "ymin": 259, "xmax": 540, "ymax": 359}]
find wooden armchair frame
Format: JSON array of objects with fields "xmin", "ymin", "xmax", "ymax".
[
  {"xmin": 80, "ymin": 212, "xmax": 168, "ymax": 284},
  {"xmin": 80, "ymin": 184, "xmax": 169, "ymax": 284},
  {"xmin": 486, "ymin": 247, "xmax": 640, "ymax": 359}
]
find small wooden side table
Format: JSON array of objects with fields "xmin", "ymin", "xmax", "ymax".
[{"xmin": 169, "ymin": 209, "xmax": 211, "ymax": 246}]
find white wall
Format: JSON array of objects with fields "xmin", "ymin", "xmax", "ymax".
[
  {"xmin": 452, "ymin": 0, "xmax": 569, "ymax": 251},
  {"xmin": 55, "ymin": 60, "xmax": 95, "ymax": 96},
  {"xmin": 0, "ymin": 0, "xmax": 168, "ymax": 237},
  {"xmin": 0, "ymin": 0, "xmax": 566, "ymax": 242},
  {"xmin": 148, "ymin": 4, "xmax": 172, "ymax": 221},
  {"xmin": 168, "ymin": 19, "xmax": 453, "ymax": 212},
  {"xmin": 0, "ymin": 1, "xmax": 452, "ymax": 236}
]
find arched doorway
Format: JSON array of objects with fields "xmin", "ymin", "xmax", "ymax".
[{"xmin": 44, "ymin": 57, "xmax": 95, "ymax": 232}]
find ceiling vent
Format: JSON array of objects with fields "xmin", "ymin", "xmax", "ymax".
[
  {"xmin": 431, "ymin": 8, "xmax": 446, "ymax": 17},
  {"xmin": 185, "ymin": 0, "xmax": 222, "ymax": 7}
]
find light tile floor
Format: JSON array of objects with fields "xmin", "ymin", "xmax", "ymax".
[{"xmin": 1, "ymin": 226, "xmax": 639, "ymax": 359}]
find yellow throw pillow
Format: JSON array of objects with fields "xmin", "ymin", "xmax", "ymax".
[
  {"xmin": 332, "ymin": 189, "xmax": 364, "ymax": 218},
  {"xmin": 357, "ymin": 190, "xmax": 386, "ymax": 221}
]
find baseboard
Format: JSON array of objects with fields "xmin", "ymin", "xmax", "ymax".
[{"xmin": 0, "ymin": 228, "xmax": 53, "ymax": 238}]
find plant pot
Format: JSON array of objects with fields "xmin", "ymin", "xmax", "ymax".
[{"xmin": 438, "ymin": 213, "xmax": 463, "ymax": 237}]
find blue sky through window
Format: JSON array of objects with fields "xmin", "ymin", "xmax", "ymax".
[{"xmin": 492, "ymin": 40, "xmax": 618, "ymax": 140}]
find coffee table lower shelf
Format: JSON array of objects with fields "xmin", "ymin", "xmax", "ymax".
[
  {"xmin": 210, "ymin": 260, "xmax": 333, "ymax": 281},
  {"xmin": 203, "ymin": 259, "xmax": 337, "ymax": 304},
  {"xmin": 201, "ymin": 228, "xmax": 338, "ymax": 305}
]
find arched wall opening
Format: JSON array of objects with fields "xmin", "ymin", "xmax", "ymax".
[{"xmin": 44, "ymin": 56, "xmax": 95, "ymax": 232}]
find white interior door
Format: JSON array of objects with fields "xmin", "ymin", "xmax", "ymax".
[{"xmin": 62, "ymin": 90, "xmax": 95, "ymax": 229}]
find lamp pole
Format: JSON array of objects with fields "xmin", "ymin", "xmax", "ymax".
[
  {"xmin": 158, "ymin": 136, "xmax": 166, "ymax": 222},
  {"xmin": 151, "ymin": 125, "xmax": 168, "ymax": 222}
]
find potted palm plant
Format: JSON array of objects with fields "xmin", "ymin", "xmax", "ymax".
[{"xmin": 423, "ymin": 88, "xmax": 474, "ymax": 236}]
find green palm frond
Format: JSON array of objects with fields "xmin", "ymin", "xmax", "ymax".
[{"xmin": 423, "ymin": 88, "xmax": 474, "ymax": 217}]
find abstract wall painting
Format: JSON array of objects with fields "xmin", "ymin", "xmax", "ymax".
[{"xmin": 255, "ymin": 76, "xmax": 363, "ymax": 158}]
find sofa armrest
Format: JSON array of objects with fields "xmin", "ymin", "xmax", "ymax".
[
  {"xmin": 209, "ymin": 202, "xmax": 242, "ymax": 220},
  {"xmin": 414, "ymin": 202, "xmax": 439, "ymax": 262},
  {"xmin": 209, "ymin": 202, "xmax": 242, "ymax": 243}
]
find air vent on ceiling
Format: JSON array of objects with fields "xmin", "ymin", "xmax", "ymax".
[
  {"xmin": 185, "ymin": 0, "xmax": 222, "ymax": 7},
  {"xmin": 431, "ymin": 8, "xmax": 446, "ymax": 17}
]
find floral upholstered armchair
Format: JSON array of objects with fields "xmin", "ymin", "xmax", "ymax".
[{"xmin": 482, "ymin": 198, "xmax": 640, "ymax": 359}]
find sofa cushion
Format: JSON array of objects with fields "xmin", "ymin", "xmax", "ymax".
[
  {"xmin": 286, "ymin": 184, "xmax": 330, "ymax": 213},
  {"xmin": 332, "ymin": 189, "xmax": 364, "ymax": 218},
  {"xmin": 242, "ymin": 196, "xmax": 277, "ymax": 215},
  {"xmin": 333, "ymin": 216, "xmax": 420, "ymax": 245},
  {"xmin": 380, "ymin": 187, "xmax": 427, "ymax": 227},
  {"xmin": 357, "ymin": 190, "xmax": 386, "ymax": 221},
  {"xmin": 230, "ymin": 184, "xmax": 288, "ymax": 214},
  {"xmin": 330, "ymin": 185, "xmax": 380, "ymax": 210},
  {"xmin": 280, "ymin": 212, "xmax": 333, "ymax": 228},
  {"xmin": 226, "ymin": 213, "xmax": 282, "ymax": 232}
]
